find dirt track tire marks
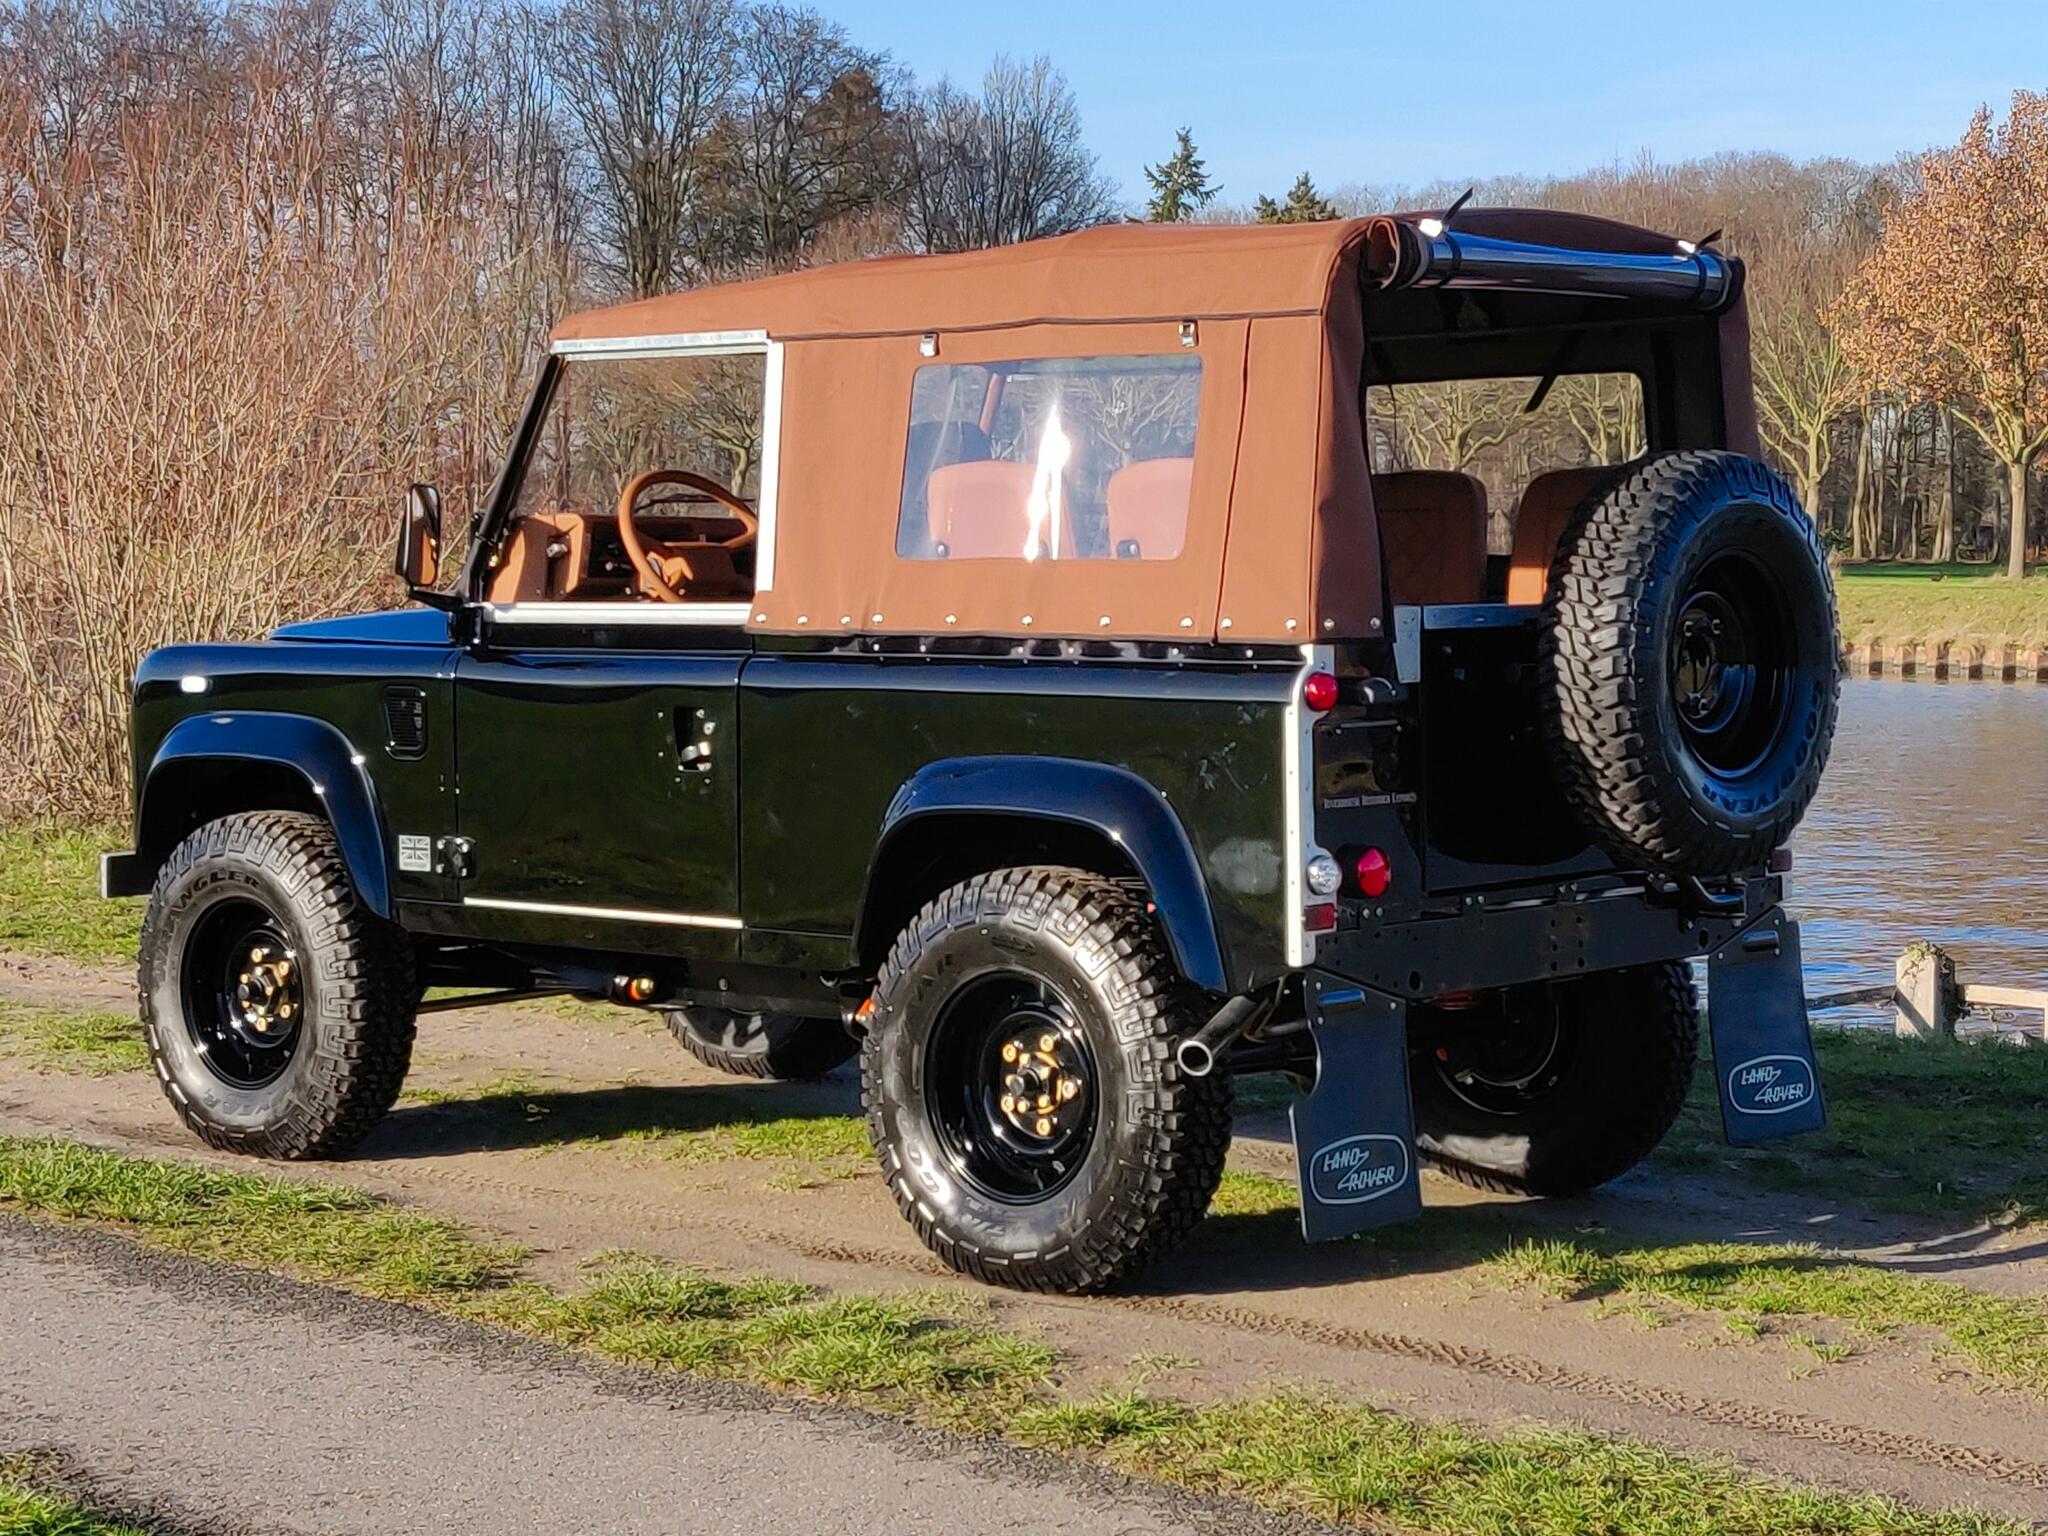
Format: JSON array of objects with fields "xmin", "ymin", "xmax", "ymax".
[
  {"xmin": 375, "ymin": 1164, "xmax": 2048, "ymax": 1495},
  {"xmin": 1111, "ymin": 1294, "xmax": 2048, "ymax": 1492}
]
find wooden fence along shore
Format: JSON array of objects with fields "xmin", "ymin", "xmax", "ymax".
[
  {"xmin": 1840, "ymin": 639, "xmax": 2048, "ymax": 681},
  {"xmin": 1808, "ymin": 943, "xmax": 2048, "ymax": 1044}
]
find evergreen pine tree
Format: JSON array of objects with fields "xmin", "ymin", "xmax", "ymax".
[
  {"xmin": 1254, "ymin": 171, "xmax": 1339, "ymax": 224},
  {"xmin": 1143, "ymin": 128, "xmax": 1219, "ymax": 222}
]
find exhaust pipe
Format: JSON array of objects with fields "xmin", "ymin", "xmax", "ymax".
[{"xmin": 1177, "ymin": 994, "xmax": 1266, "ymax": 1078}]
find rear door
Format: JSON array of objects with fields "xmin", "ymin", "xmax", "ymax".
[{"xmin": 452, "ymin": 614, "xmax": 745, "ymax": 957}]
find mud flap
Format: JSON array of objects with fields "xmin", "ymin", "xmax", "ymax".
[
  {"xmin": 1707, "ymin": 914, "xmax": 1827, "ymax": 1145},
  {"xmin": 1289, "ymin": 974, "xmax": 1422, "ymax": 1242}
]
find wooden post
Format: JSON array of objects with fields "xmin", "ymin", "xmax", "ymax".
[{"xmin": 1895, "ymin": 943, "xmax": 1959, "ymax": 1040}]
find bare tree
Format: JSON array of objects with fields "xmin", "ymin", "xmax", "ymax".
[
  {"xmin": 688, "ymin": 4, "xmax": 904, "ymax": 274},
  {"xmin": 901, "ymin": 55, "xmax": 1114, "ymax": 253},
  {"xmin": 1752, "ymin": 234, "xmax": 1866, "ymax": 522},
  {"xmin": 550, "ymin": 0, "xmax": 738, "ymax": 297}
]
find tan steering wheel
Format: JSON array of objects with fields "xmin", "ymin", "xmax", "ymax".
[{"xmin": 615, "ymin": 468, "xmax": 759, "ymax": 603}]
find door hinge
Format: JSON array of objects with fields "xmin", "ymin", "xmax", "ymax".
[{"xmin": 435, "ymin": 835, "xmax": 476, "ymax": 879}]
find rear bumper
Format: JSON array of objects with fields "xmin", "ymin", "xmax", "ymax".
[
  {"xmin": 1312, "ymin": 874, "xmax": 1779, "ymax": 998},
  {"xmin": 100, "ymin": 850, "xmax": 150, "ymax": 899}
]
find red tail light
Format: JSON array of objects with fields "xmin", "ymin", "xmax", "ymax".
[
  {"xmin": 1302, "ymin": 671, "xmax": 1340, "ymax": 713},
  {"xmin": 1353, "ymin": 847, "xmax": 1392, "ymax": 898}
]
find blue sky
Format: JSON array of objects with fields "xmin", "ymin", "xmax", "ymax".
[{"xmin": 821, "ymin": 0, "xmax": 2048, "ymax": 204}]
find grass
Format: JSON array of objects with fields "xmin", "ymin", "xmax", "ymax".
[
  {"xmin": 1489, "ymin": 1237, "xmax": 2048, "ymax": 1394},
  {"xmin": 0, "ymin": 1001, "xmax": 147, "ymax": 1076},
  {"xmin": 1654, "ymin": 1028, "xmax": 2048, "ymax": 1229},
  {"xmin": 0, "ymin": 1136, "xmax": 2019, "ymax": 1536},
  {"xmin": 0, "ymin": 824, "xmax": 136, "ymax": 964},
  {"xmin": 1014, "ymin": 1391, "xmax": 2011, "ymax": 1536},
  {"xmin": 1834, "ymin": 564, "xmax": 2048, "ymax": 648},
  {"xmin": 0, "ymin": 1136, "xmax": 518, "ymax": 1299},
  {"xmin": 0, "ymin": 1471, "xmax": 149, "ymax": 1536},
  {"xmin": 1216, "ymin": 1166, "xmax": 2048, "ymax": 1396},
  {"xmin": 394, "ymin": 1072, "xmax": 872, "ymax": 1178}
]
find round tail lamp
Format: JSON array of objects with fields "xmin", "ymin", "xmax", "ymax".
[{"xmin": 1353, "ymin": 847, "xmax": 1392, "ymax": 899}]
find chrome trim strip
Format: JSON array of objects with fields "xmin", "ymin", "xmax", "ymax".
[
  {"xmin": 550, "ymin": 329, "xmax": 770, "ymax": 359},
  {"xmin": 753, "ymin": 339, "xmax": 786, "ymax": 596},
  {"xmin": 1282, "ymin": 643, "xmax": 1334, "ymax": 968},
  {"xmin": 463, "ymin": 895, "xmax": 743, "ymax": 931},
  {"xmin": 481, "ymin": 601, "xmax": 753, "ymax": 627}
]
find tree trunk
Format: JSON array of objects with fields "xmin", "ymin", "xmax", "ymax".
[
  {"xmin": 2008, "ymin": 458, "xmax": 2030, "ymax": 580},
  {"xmin": 1849, "ymin": 414, "xmax": 1871, "ymax": 561},
  {"xmin": 1934, "ymin": 414, "xmax": 1956, "ymax": 563}
]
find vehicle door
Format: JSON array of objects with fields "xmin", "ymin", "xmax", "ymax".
[{"xmin": 448, "ymin": 337, "xmax": 775, "ymax": 959}]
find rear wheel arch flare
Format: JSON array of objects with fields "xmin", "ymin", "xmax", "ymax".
[{"xmin": 855, "ymin": 757, "xmax": 1227, "ymax": 993}]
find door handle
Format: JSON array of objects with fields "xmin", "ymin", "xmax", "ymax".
[{"xmin": 675, "ymin": 710, "xmax": 716, "ymax": 774}]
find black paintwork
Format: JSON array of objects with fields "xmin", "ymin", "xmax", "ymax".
[{"xmin": 121, "ymin": 603, "xmax": 1768, "ymax": 1015}]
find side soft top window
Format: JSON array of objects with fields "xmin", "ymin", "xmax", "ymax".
[{"xmin": 895, "ymin": 353, "xmax": 1202, "ymax": 563}]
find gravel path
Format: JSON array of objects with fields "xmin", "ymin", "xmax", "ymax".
[{"xmin": 0, "ymin": 1217, "xmax": 1321, "ymax": 1536}]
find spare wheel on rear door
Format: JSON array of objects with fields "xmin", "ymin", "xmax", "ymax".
[{"xmin": 1538, "ymin": 450, "xmax": 1840, "ymax": 876}]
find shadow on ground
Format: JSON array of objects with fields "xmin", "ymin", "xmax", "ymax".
[{"xmin": 363, "ymin": 1070, "xmax": 865, "ymax": 1160}]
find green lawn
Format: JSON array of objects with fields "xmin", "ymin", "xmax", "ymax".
[
  {"xmin": 0, "ymin": 824, "xmax": 137, "ymax": 964},
  {"xmin": 1834, "ymin": 563, "xmax": 2048, "ymax": 647},
  {"xmin": 1654, "ymin": 1027, "xmax": 2048, "ymax": 1229},
  {"xmin": 0, "ymin": 1136, "xmax": 2017, "ymax": 1536}
]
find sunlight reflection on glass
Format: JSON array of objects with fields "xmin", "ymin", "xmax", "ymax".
[{"xmin": 1022, "ymin": 403, "xmax": 1071, "ymax": 561}]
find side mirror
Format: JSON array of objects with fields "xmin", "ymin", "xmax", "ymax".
[{"xmin": 394, "ymin": 483, "xmax": 442, "ymax": 593}]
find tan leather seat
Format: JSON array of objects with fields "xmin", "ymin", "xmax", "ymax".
[
  {"xmin": 1370, "ymin": 471, "xmax": 1487, "ymax": 606},
  {"xmin": 1106, "ymin": 458, "xmax": 1194, "ymax": 559},
  {"xmin": 1506, "ymin": 466, "xmax": 1613, "ymax": 606},
  {"xmin": 926, "ymin": 460, "xmax": 1077, "ymax": 558}
]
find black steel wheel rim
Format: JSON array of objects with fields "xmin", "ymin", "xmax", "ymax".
[
  {"xmin": 924, "ymin": 971, "xmax": 1098, "ymax": 1204},
  {"xmin": 1429, "ymin": 991, "xmax": 1573, "ymax": 1116},
  {"xmin": 1668, "ymin": 548, "xmax": 1796, "ymax": 779},
  {"xmin": 181, "ymin": 898, "xmax": 305, "ymax": 1088}
]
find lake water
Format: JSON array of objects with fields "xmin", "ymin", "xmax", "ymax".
[{"xmin": 1788, "ymin": 679, "xmax": 2048, "ymax": 1020}]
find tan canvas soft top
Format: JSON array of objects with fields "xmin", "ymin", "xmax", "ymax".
[
  {"xmin": 544, "ymin": 212, "xmax": 1740, "ymax": 644},
  {"xmin": 551, "ymin": 219, "xmax": 1375, "ymax": 344}
]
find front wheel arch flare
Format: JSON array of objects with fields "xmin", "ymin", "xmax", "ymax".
[{"xmin": 138, "ymin": 713, "xmax": 393, "ymax": 917}]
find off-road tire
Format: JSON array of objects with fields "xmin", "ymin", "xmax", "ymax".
[
  {"xmin": 1410, "ymin": 962, "xmax": 1697, "ymax": 1197},
  {"xmin": 140, "ymin": 811, "xmax": 417, "ymax": 1159},
  {"xmin": 664, "ymin": 1007, "xmax": 856, "ymax": 1080},
  {"xmin": 862, "ymin": 867, "xmax": 1231, "ymax": 1293},
  {"xmin": 1540, "ymin": 450, "xmax": 1839, "ymax": 874}
]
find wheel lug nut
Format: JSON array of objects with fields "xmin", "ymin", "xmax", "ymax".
[
  {"xmin": 1001, "ymin": 1042, "xmax": 1018, "ymax": 1062},
  {"xmin": 1039, "ymin": 1034, "xmax": 1055, "ymax": 1052},
  {"xmin": 1034, "ymin": 1117, "xmax": 1052, "ymax": 1136}
]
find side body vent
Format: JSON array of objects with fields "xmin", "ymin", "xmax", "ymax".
[{"xmin": 383, "ymin": 686, "xmax": 428, "ymax": 760}]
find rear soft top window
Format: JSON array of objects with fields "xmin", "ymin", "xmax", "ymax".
[{"xmin": 896, "ymin": 354, "xmax": 1202, "ymax": 562}]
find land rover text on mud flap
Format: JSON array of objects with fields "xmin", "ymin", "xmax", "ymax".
[{"xmin": 104, "ymin": 209, "xmax": 1839, "ymax": 1293}]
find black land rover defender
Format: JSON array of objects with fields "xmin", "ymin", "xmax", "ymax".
[{"xmin": 104, "ymin": 211, "xmax": 1838, "ymax": 1292}]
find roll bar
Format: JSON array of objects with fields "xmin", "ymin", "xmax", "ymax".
[{"xmin": 1361, "ymin": 216, "xmax": 1739, "ymax": 312}]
